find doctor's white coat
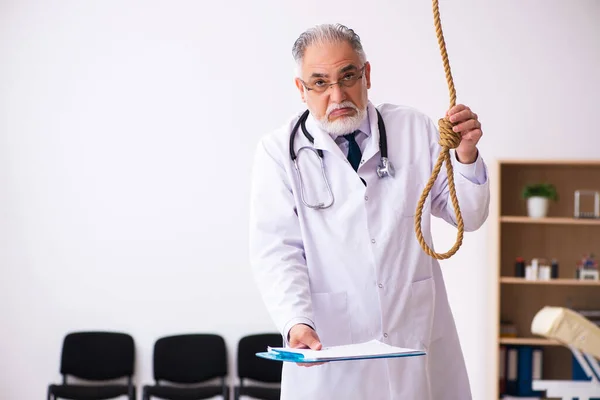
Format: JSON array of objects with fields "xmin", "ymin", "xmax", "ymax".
[{"xmin": 249, "ymin": 102, "xmax": 490, "ymax": 400}]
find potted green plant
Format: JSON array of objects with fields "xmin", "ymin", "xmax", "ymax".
[{"xmin": 522, "ymin": 183, "xmax": 558, "ymax": 218}]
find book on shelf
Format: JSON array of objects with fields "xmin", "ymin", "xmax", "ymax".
[{"xmin": 498, "ymin": 344, "xmax": 544, "ymax": 398}]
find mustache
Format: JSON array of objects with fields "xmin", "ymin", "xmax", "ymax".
[{"xmin": 326, "ymin": 101, "xmax": 358, "ymax": 117}]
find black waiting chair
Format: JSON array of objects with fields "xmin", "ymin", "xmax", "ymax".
[
  {"xmin": 47, "ymin": 331, "xmax": 136, "ymax": 400},
  {"xmin": 142, "ymin": 333, "xmax": 229, "ymax": 400},
  {"xmin": 234, "ymin": 333, "xmax": 283, "ymax": 400}
]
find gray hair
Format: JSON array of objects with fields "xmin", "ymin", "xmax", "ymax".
[{"xmin": 292, "ymin": 23, "xmax": 367, "ymax": 75}]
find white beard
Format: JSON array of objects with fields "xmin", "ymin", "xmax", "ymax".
[{"xmin": 315, "ymin": 101, "xmax": 367, "ymax": 137}]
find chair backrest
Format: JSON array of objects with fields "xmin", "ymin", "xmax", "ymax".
[
  {"xmin": 237, "ymin": 333, "xmax": 282, "ymax": 383},
  {"xmin": 60, "ymin": 331, "xmax": 135, "ymax": 381},
  {"xmin": 153, "ymin": 334, "xmax": 227, "ymax": 384}
]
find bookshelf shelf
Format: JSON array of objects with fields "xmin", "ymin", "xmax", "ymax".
[
  {"xmin": 500, "ymin": 277, "xmax": 600, "ymax": 286},
  {"xmin": 499, "ymin": 337, "xmax": 560, "ymax": 346},
  {"xmin": 500, "ymin": 216, "xmax": 600, "ymax": 226},
  {"xmin": 492, "ymin": 160, "xmax": 600, "ymax": 399}
]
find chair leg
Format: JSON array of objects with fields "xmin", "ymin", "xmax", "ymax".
[
  {"xmin": 223, "ymin": 384, "xmax": 230, "ymax": 400},
  {"xmin": 234, "ymin": 385, "xmax": 240, "ymax": 400}
]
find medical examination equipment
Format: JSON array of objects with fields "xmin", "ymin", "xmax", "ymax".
[
  {"xmin": 289, "ymin": 108, "xmax": 394, "ymax": 210},
  {"xmin": 531, "ymin": 306, "xmax": 600, "ymax": 400}
]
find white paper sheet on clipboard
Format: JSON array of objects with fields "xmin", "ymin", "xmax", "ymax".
[{"xmin": 256, "ymin": 339, "xmax": 426, "ymax": 363}]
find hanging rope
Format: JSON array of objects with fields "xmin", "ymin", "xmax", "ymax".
[{"xmin": 414, "ymin": 0, "xmax": 464, "ymax": 260}]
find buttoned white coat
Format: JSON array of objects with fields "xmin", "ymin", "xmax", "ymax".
[{"xmin": 248, "ymin": 101, "xmax": 490, "ymax": 400}]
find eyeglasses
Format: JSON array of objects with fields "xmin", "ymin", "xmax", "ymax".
[{"xmin": 300, "ymin": 65, "xmax": 366, "ymax": 94}]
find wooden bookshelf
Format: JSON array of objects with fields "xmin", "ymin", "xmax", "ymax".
[{"xmin": 491, "ymin": 160, "xmax": 600, "ymax": 399}]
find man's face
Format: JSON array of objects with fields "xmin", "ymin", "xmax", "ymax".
[{"xmin": 295, "ymin": 40, "xmax": 371, "ymax": 136}]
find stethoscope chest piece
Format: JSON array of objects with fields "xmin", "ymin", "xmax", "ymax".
[{"xmin": 377, "ymin": 157, "xmax": 395, "ymax": 178}]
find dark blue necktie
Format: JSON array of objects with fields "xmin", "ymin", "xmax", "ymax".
[{"xmin": 343, "ymin": 131, "xmax": 362, "ymax": 171}]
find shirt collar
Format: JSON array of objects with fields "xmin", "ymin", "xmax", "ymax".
[
  {"xmin": 332, "ymin": 106, "xmax": 371, "ymax": 146},
  {"xmin": 357, "ymin": 111, "xmax": 371, "ymax": 137}
]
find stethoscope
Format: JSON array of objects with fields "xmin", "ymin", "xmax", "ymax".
[{"xmin": 289, "ymin": 109, "xmax": 395, "ymax": 210}]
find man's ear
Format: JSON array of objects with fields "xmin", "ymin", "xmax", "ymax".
[
  {"xmin": 365, "ymin": 62, "xmax": 372, "ymax": 89},
  {"xmin": 295, "ymin": 78, "xmax": 306, "ymax": 103}
]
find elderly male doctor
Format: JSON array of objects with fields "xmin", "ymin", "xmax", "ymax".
[{"xmin": 248, "ymin": 24, "xmax": 489, "ymax": 400}]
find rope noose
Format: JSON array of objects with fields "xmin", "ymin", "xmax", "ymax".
[{"xmin": 414, "ymin": 0, "xmax": 464, "ymax": 260}]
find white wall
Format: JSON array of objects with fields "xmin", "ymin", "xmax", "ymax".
[{"xmin": 1, "ymin": 0, "xmax": 599, "ymax": 399}]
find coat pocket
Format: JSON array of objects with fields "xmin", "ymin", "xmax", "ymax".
[
  {"xmin": 407, "ymin": 277, "xmax": 436, "ymax": 350},
  {"xmin": 312, "ymin": 291, "xmax": 352, "ymax": 347}
]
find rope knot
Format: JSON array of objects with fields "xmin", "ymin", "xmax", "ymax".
[{"xmin": 438, "ymin": 117, "xmax": 461, "ymax": 149}]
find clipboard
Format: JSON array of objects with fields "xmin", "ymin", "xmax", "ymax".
[{"xmin": 256, "ymin": 339, "xmax": 426, "ymax": 363}]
